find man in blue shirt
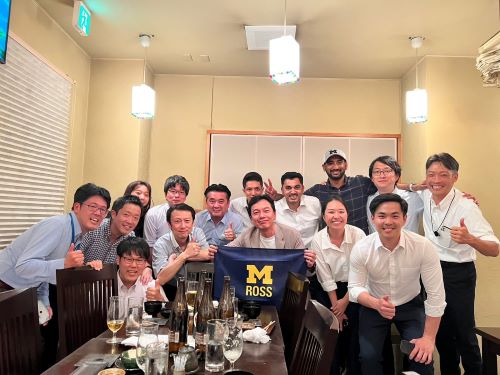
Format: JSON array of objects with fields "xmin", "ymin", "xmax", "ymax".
[
  {"xmin": 0, "ymin": 182, "xmax": 110, "ymax": 368},
  {"xmin": 195, "ymin": 184, "xmax": 243, "ymax": 247}
]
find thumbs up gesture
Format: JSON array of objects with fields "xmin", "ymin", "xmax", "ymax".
[
  {"xmin": 450, "ymin": 218, "xmax": 473, "ymax": 245},
  {"xmin": 64, "ymin": 243, "xmax": 84, "ymax": 268},
  {"xmin": 146, "ymin": 280, "xmax": 164, "ymax": 301},
  {"xmin": 184, "ymin": 237, "xmax": 201, "ymax": 259},
  {"xmin": 224, "ymin": 222, "xmax": 236, "ymax": 241},
  {"xmin": 377, "ymin": 295, "xmax": 395, "ymax": 319}
]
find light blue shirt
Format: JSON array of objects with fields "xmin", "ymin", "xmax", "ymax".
[
  {"xmin": 194, "ymin": 210, "xmax": 243, "ymax": 247},
  {"xmin": 152, "ymin": 227, "xmax": 209, "ymax": 286},
  {"xmin": 0, "ymin": 212, "xmax": 82, "ymax": 306}
]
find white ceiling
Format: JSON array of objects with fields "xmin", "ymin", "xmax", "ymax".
[{"xmin": 36, "ymin": 0, "xmax": 500, "ymax": 79}]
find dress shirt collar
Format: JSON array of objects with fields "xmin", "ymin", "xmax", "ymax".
[
  {"xmin": 170, "ymin": 232, "xmax": 193, "ymax": 251},
  {"xmin": 431, "ymin": 188, "xmax": 457, "ymax": 209},
  {"xmin": 374, "ymin": 230, "xmax": 406, "ymax": 252},
  {"xmin": 69, "ymin": 211, "xmax": 83, "ymax": 237},
  {"xmin": 278, "ymin": 195, "xmax": 307, "ymax": 212}
]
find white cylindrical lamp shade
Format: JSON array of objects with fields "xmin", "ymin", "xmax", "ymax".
[
  {"xmin": 406, "ymin": 88, "xmax": 428, "ymax": 124},
  {"xmin": 269, "ymin": 35, "xmax": 300, "ymax": 85},
  {"xmin": 131, "ymin": 84, "xmax": 156, "ymax": 119}
]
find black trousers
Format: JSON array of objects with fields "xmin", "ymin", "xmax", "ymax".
[
  {"xmin": 359, "ymin": 295, "xmax": 433, "ymax": 375},
  {"xmin": 436, "ymin": 261, "xmax": 481, "ymax": 375}
]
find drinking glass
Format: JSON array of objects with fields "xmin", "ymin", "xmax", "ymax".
[
  {"xmin": 136, "ymin": 321, "xmax": 159, "ymax": 373},
  {"xmin": 146, "ymin": 341, "xmax": 169, "ymax": 375},
  {"xmin": 126, "ymin": 296, "xmax": 144, "ymax": 336},
  {"xmin": 205, "ymin": 319, "xmax": 227, "ymax": 372},
  {"xmin": 223, "ymin": 317, "xmax": 243, "ymax": 371},
  {"xmin": 186, "ymin": 280, "xmax": 198, "ymax": 314},
  {"xmin": 106, "ymin": 296, "xmax": 125, "ymax": 344}
]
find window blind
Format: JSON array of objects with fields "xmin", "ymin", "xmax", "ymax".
[{"xmin": 0, "ymin": 36, "xmax": 73, "ymax": 250}]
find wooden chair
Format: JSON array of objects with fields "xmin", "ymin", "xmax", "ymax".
[
  {"xmin": 289, "ymin": 299, "xmax": 339, "ymax": 375},
  {"xmin": 185, "ymin": 261, "xmax": 214, "ymax": 281},
  {"xmin": 279, "ymin": 271, "xmax": 310, "ymax": 367},
  {"xmin": 56, "ymin": 264, "xmax": 118, "ymax": 357},
  {"xmin": 0, "ymin": 288, "xmax": 42, "ymax": 374}
]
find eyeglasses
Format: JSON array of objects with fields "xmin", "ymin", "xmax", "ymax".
[
  {"xmin": 121, "ymin": 256, "xmax": 147, "ymax": 266},
  {"xmin": 372, "ymin": 169, "xmax": 395, "ymax": 177},
  {"xmin": 167, "ymin": 189, "xmax": 186, "ymax": 197},
  {"xmin": 82, "ymin": 203, "xmax": 108, "ymax": 215}
]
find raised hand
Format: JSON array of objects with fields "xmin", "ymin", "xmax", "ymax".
[
  {"xmin": 208, "ymin": 244, "xmax": 218, "ymax": 259},
  {"xmin": 64, "ymin": 243, "xmax": 84, "ymax": 268},
  {"xmin": 140, "ymin": 266, "xmax": 153, "ymax": 285},
  {"xmin": 304, "ymin": 249, "xmax": 316, "ymax": 268},
  {"xmin": 86, "ymin": 260, "xmax": 103, "ymax": 270},
  {"xmin": 224, "ymin": 222, "xmax": 236, "ymax": 241},
  {"xmin": 146, "ymin": 280, "xmax": 163, "ymax": 301},
  {"xmin": 184, "ymin": 239, "xmax": 201, "ymax": 259},
  {"xmin": 264, "ymin": 178, "xmax": 279, "ymax": 200},
  {"xmin": 451, "ymin": 218, "xmax": 473, "ymax": 244}
]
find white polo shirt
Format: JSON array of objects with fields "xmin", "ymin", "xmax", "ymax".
[
  {"xmin": 229, "ymin": 197, "xmax": 253, "ymax": 230},
  {"xmin": 310, "ymin": 224, "xmax": 366, "ymax": 292},
  {"xmin": 348, "ymin": 230, "xmax": 446, "ymax": 317},
  {"xmin": 367, "ymin": 188, "xmax": 424, "ymax": 234},
  {"xmin": 275, "ymin": 195, "xmax": 321, "ymax": 248},
  {"xmin": 421, "ymin": 188, "xmax": 499, "ymax": 263}
]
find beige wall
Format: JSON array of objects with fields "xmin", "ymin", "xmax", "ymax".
[
  {"xmin": 10, "ymin": 0, "xmax": 91, "ymax": 209},
  {"xmin": 149, "ymin": 75, "xmax": 401, "ymax": 208},
  {"xmin": 84, "ymin": 59, "xmax": 153, "ymax": 201},
  {"xmin": 402, "ymin": 56, "xmax": 500, "ymax": 326}
]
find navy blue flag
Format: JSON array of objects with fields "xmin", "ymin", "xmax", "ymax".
[{"xmin": 214, "ymin": 246, "xmax": 307, "ymax": 307}]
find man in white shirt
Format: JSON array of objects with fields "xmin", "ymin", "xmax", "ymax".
[
  {"xmin": 367, "ymin": 156, "xmax": 424, "ymax": 234},
  {"xmin": 349, "ymin": 193, "xmax": 446, "ymax": 375},
  {"xmin": 229, "ymin": 172, "xmax": 264, "ymax": 230},
  {"xmin": 275, "ymin": 172, "xmax": 321, "ymax": 248},
  {"xmin": 421, "ymin": 153, "xmax": 499, "ymax": 375},
  {"xmin": 144, "ymin": 175, "xmax": 190, "ymax": 248},
  {"xmin": 117, "ymin": 237, "xmax": 167, "ymax": 302}
]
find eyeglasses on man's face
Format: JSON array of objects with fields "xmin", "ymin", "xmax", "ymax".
[
  {"xmin": 120, "ymin": 256, "xmax": 147, "ymax": 266},
  {"xmin": 167, "ymin": 189, "xmax": 186, "ymax": 197},
  {"xmin": 372, "ymin": 169, "xmax": 395, "ymax": 177},
  {"xmin": 82, "ymin": 203, "xmax": 108, "ymax": 215}
]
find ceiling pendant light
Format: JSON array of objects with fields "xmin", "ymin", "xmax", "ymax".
[
  {"xmin": 132, "ymin": 34, "xmax": 156, "ymax": 119},
  {"xmin": 269, "ymin": 0, "xmax": 300, "ymax": 85},
  {"xmin": 406, "ymin": 36, "xmax": 427, "ymax": 124}
]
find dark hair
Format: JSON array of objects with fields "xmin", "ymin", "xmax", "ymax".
[
  {"xmin": 163, "ymin": 175, "xmax": 190, "ymax": 195},
  {"xmin": 280, "ymin": 171, "xmax": 304, "ymax": 186},
  {"xmin": 166, "ymin": 203, "xmax": 196, "ymax": 224},
  {"xmin": 204, "ymin": 184, "xmax": 232, "ymax": 200},
  {"xmin": 73, "ymin": 183, "xmax": 111, "ymax": 208},
  {"xmin": 242, "ymin": 172, "xmax": 263, "ymax": 188},
  {"xmin": 111, "ymin": 195, "xmax": 142, "ymax": 213},
  {"xmin": 368, "ymin": 156, "xmax": 402, "ymax": 183},
  {"xmin": 369, "ymin": 193, "xmax": 408, "ymax": 216},
  {"xmin": 117, "ymin": 237, "xmax": 150, "ymax": 260},
  {"xmin": 124, "ymin": 180, "xmax": 152, "ymax": 212},
  {"xmin": 321, "ymin": 195, "xmax": 349, "ymax": 216},
  {"xmin": 425, "ymin": 153, "xmax": 459, "ymax": 173},
  {"xmin": 247, "ymin": 195, "xmax": 276, "ymax": 216}
]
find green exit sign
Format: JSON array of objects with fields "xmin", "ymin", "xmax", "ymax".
[{"xmin": 72, "ymin": 1, "xmax": 91, "ymax": 36}]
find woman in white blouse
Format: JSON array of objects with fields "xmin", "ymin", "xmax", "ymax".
[{"xmin": 310, "ymin": 196, "xmax": 365, "ymax": 375}]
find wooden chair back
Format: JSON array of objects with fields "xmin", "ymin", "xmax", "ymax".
[
  {"xmin": 185, "ymin": 261, "xmax": 214, "ymax": 281},
  {"xmin": 56, "ymin": 264, "xmax": 118, "ymax": 357},
  {"xmin": 289, "ymin": 299, "xmax": 339, "ymax": 375},
  {"xmin": 0, "ymin": 288, "xmax": 42, "ymax": 374},
  {"xmin": 279, "ymin": 271, "xmax": 310, "ymax": 366}
]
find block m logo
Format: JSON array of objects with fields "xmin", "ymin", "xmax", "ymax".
[{"xmin": 246, "ymin": 265, "xmax": 273, "ymax": 285}]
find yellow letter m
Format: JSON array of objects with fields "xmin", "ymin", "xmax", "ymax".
[{"xmin": 246, "ymin": 265, "xmax": 273, "ymax": 285}]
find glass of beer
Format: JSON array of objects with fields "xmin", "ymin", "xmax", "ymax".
[
  {"xmin": 106, "ymin": 296, "xmax": 125, "ymax": 344},
  {"xmin": 186, "ymin": 280, "xmax": 198, "ymax": 315}
]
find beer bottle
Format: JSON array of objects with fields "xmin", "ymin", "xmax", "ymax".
[
  {"xmin": 194, "ymin": 270, "xmax": 207, "ymax": 314},
  {"xmin": 218, "ymin": 275, "xmax": 234, "ymax": 319},
  {"xmin": 195, "ymin": 278, "xmax": 215, "ymax": 359},
  {"xmin": 169, "ymin": 276, "xmax": 188, "ymax": 353}
]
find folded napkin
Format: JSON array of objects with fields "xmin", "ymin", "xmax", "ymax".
[
  {"xmin": 121, "ymin": 335, "xmax": 169, "ymax": 347},
  {"xmin": 242, "ymin": 327, "xmax": 270, "ymax": 344}
]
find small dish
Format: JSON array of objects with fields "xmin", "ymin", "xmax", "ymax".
[{"xmin": 114, "ymin": 357, "xmax": 140, "ymax": 372}]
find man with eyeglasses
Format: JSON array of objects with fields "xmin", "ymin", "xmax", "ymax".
[
  {"xmin": 144, "ymin": 175, "xmax": 190, "ymax": 248},
  {"xmin": 0, "ymin": 183, "xmax": 111, "ymax": 369},
  {"xmin": 117, "ymin": 237, "xmax": 167, "ymax": 302},
  {"xmin": 367, "ymin": 156, "xmax": 424, "ymax": 234}
]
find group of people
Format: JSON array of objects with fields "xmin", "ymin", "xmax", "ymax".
[{"xmin": 0, "ymin": 148, "xmax": 498, "ymax": 375}]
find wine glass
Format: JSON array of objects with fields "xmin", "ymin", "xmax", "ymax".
[
  {"xmin": 136, "ymin": 321, "xmax": 159, "ymax": 373},
  {"xmin": 223, "ymin": 317, "xmax": 243, "ymax": 371},
  {"xmin": 106, "ymin": 296, "xmax": 125, "ymax": 344}
]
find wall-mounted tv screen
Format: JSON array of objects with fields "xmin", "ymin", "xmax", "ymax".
[{"xmin": 0, "ymin": 0, "xmax": 12, "ymax": 64}]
